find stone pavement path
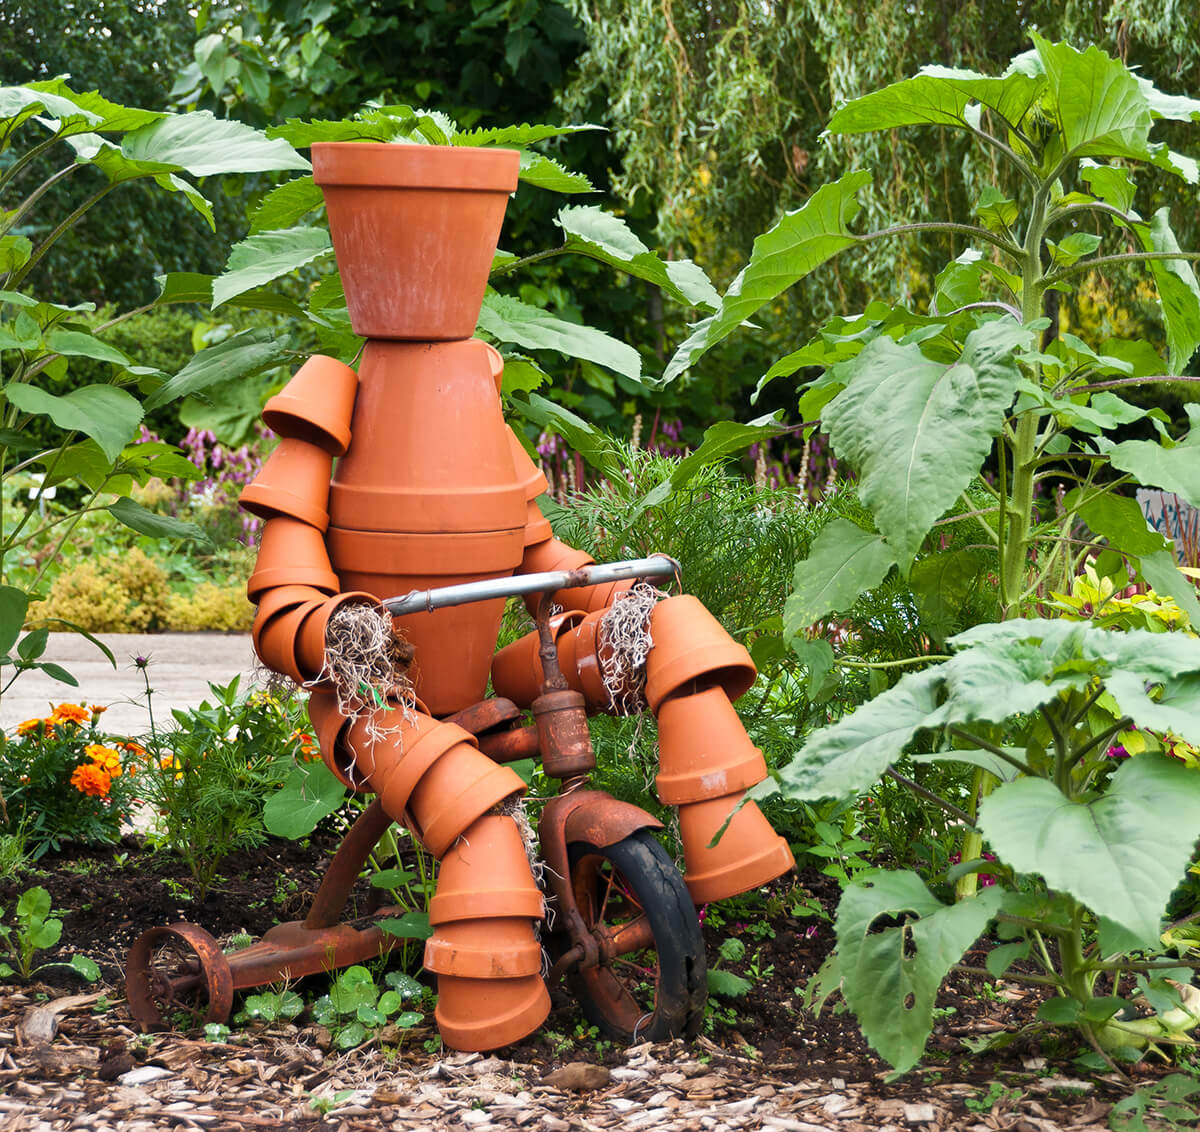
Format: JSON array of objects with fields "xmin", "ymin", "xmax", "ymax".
[{"xmin": 0, "ymin": 633, "xmax": 257, "ymax": 736}]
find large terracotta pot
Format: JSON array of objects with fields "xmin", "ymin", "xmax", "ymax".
[
  {"xmin": 331, "ymin": 528, "xmax": 523, "ymax": 716},
  {"xmin": 329, "ymin": 339, "xmax": 525, "ymax": 533},
  {"xmin": 312, "ymin": 142, "xmax": 520, "ymax": 340}
]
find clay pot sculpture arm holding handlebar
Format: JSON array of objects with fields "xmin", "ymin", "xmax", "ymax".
[{"xmin": 494, "ymin": 438, "xmax": 795, "ymax": 907}]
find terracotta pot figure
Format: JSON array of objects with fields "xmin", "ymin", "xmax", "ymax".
[{"xmin": 240, "ymin": 141, "xmax": 793, "ymax": 1053}]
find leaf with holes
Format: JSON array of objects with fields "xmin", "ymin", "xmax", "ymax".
[{"xmin": 837, "ymin": 871, "xmax": 1003, "ymax": 1072}]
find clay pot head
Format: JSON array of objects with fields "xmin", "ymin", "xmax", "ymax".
[
  {"xmin": 312, "ymin": 143, "xmax": 521, "ymax": 339},
  {"xmin": 262, "ymin": 355, "xmax": 358, "ymax": 456}
]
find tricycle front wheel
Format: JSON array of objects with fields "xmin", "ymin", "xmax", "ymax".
[{"xmin": 567, "ymin": 831, "xmax": 707, "ymax": 1043}]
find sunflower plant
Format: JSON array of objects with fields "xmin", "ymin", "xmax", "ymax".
[{"xmin": 0, "ymin": 703, "xmax": 143, "ymax": 854}]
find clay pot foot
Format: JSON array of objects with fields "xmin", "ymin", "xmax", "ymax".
[
  {"xmin": 678, "ymin": 792, "xmax": 795, "ymax": 905},
  {"xmin": 434, "ymin": 973, "xmax": 550, "ymax": 1052}
]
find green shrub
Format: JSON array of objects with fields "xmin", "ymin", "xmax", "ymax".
[
  {"xmin": 165, "ymin": 583, "xmax": 254, "ymax": 632},
  {"xmin": 30, "ymin": 548, "xmax": 171, "ymax": 632}
]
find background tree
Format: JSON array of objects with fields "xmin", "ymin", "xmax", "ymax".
[{"xmin": 0, "ymin": 1, "xmax": 246, "ymax": 307}]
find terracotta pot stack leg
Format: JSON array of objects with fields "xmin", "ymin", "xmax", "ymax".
[
  {"xmin": 425, "ymin": 814, "xmax": 549, "ymax": 1051},
  {"xmin": 638, "ymin": 597, "xmax": 794, "ymax": 903}
]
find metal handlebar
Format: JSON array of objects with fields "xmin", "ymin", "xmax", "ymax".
[{"xmin": 382, "ymin": 555, "xmax": 680, "ymax": 617}]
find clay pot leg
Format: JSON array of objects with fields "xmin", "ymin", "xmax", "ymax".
[{"xmin": 424, "ymin": 815, "xmax": 549, "ymax": 1051}]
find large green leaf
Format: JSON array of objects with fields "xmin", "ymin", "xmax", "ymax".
[
  {"xmin": 556, "ymin": 206, "xmax": 715, "ymax": 309},
  {"xmin": 25, "ymin": 79, "xmax": 162, "ymax": 133},
  {"xmin": 822, "ymin": 319, "xmax": 1029, "ymax": 569},
  {"xmin": 508, "ymin": 393, "xmax": 624, "ymax": 482},
  {"xmin": 44, "ymin": 329, "xmax": 133, "ymax": 369},
  {"xmin": 122, "ymin": 111, "xmax": 310, "ymax": 175},
  {"xmin": 778, "ymin": 666, "xmax": 947, "ymax": 801},
  {"xmin": 1032, "ymin": 36, "xmax": 1153, "ymax": 162},
  {"xmin": 213, "ymin": 227, "xmax": 333, "ymax": 309},
  {"xmin": 1071, "ymin": 489, "xmax": 1169, "ymax": 557},
  {"xmin": 4, "ymin": 383, "xmax": 141, "ymax": 462},
  {"xmin": 143, "ymin": 329, "xmax": 291, "ymax": 411},
  {"xmin": 478, "ymin": 293, "xmax": 641, "ymax": 382},
  {"xmin": 662, "ymin": 172, "xmax": 871, "ymax": 383},
  {"xmin": 783, "ymin": 519, "xmax": 897, "ymax": 636},
  {"xmin": 263, "ymin": 760, "xmax": 346, "ymax": 840},
  {"xmin": 153, "ymin": 272, "xmax": 304, "ymax": 317},
  {"xmin": 1135, "ymin": 210, "xmax": 1200, "ymax": 375},
  {"xmin": 248, "ymin": 177, "xmax": 325, "ymax": 235},
  {"xmin": 837, "ymin": 872, "xmax": 1003, "ymax": 1072},
  {"xmin": 978, "ymin": 754, "xmax": 1200, "ymax": 947},
  {"xmin": 108, "ymin": 497, "xmax": 212, "ymax": 547},
  {"xmin": 826, "ymin": 65, "xmax": 1043, "ymax": 135},
  {"xmin": 1109, "ymin": 424, "xmax": 1200, "ymax": 509}
]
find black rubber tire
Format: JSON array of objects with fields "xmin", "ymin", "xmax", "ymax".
[{"xmin": 567, "ymin": 831, "xmax": 707, "ymax": 1043}]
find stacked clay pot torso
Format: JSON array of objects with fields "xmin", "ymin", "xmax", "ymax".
[{"xmin": 327, "ymin": 338, "xmax": 525, "ymax": 715}]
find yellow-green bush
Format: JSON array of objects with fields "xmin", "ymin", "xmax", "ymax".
[
  {"xmin": 166, "ymin": 584, "xmax": 254, "ymax": 632},
  {"xmin": 30, "ymin": 550, "xmax": 253, "ymax": 632},
  {"xmin": 31, "ymin": 548, "xmax": 171, "ymax": 632}
]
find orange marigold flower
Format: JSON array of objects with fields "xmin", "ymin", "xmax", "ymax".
[
  {"xmin": 51, "ymin": 703, "xmax": 90, "ymax": 725},
  {"xmin": 118, "ymin": 740, "xmax": 148, "ymax": 758},
  {"xmin": 16, "ymin": 718, "xmax": 46, "ymax": 736},
  {"xmin": 89, "ymin": 704, "xmax": 107, "ymax": 720},
  {"xmin": 71, "ymin": 763, "xmax": 111, "ymax": 797},
  {"xmin": 85, "ymin": 744, "xmax": 123, "ymax": 777}
]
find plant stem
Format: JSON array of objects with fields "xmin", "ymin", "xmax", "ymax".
[
  {"xmin": 994, "ymin": 912, "xmax": 1072, "ymax": 938},
  {"xmin": 836, "ymin": 654, "xmax": 951, "ymax": 669},
  {"xmin": 860, "ymin": 222, "xmax": 1021, "ymax": 261},
  {"xmin": 947, "ymin": 726, "xmax": 1035, "ymax": 776},
  {"xmin": 884, "ymin": 767, "xmax": 975, "ymax": 826},
  {"xmin": 1043, "ymin": 249, "xmax": 1200, "ymax": 287},
  {"xmin": 10, "ymin": 182, "xmax": 118, "ymax": 289},
  {"xmin": 1067, "ymin": 716, "xmax": 1132, "ymax": 772},
  {"xmin": 489, "ymin": 244, "xmax": 569, "ymax": 277},
  {"xmin": 951, "ymin": 964, "xmax": 1063, "ymax": 989}
]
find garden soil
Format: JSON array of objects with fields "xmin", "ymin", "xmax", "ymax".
[{"xmin": 0, "ymin": 840, "xmax": 1165, "ymax": 1132}]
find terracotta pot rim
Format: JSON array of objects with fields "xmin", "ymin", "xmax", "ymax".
[
  {"xmin": 240, "ymin": 482, "xmax": 330, "ymax": 531},
  {"xmin": 312, "ymin": 142, "xmax": 520, "ymax": 191},
  {"xmin": 246, "ymin": 567, "xmax": 338, "ymax": 601}
]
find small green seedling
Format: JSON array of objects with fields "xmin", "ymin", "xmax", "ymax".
[{"xmin": 311, "ymin": 966, "xmax": 424, "ymax": 1049}]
